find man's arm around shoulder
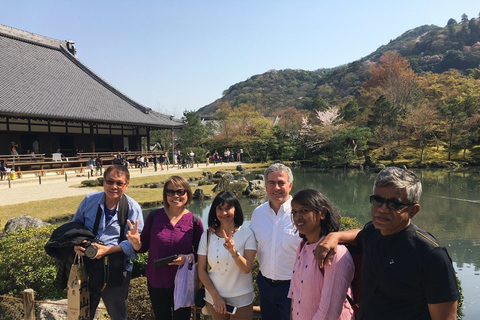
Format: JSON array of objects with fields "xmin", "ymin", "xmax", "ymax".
[
  {"xmin": 428, "ymin": 301, "xmax": 457, "ymax": 320},
  {"xmin": 314, "ymin": 229, "xmax": 361, "ymax": 268}
]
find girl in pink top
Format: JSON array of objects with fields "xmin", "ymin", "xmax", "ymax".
[{"xmin": 288, "ymin": 189, "xmax": 355, "ymax": 320}]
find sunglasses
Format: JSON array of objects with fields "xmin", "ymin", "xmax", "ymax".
[
  {"xmin": 104, "ymin": 179, "xmax": 126, "ymax": 187},
  {"xmin": 166, "ymin": 189, "xmax": 186, "ymax": 197},
  {"xmin": 369, "ymin": 195, "xmax": 414, "ymax": 211}
]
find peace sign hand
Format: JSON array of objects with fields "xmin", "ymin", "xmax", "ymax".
[
  {"xmin": 126, "ymin": 219, "xmax": 141, "ymax": 251},
  {"xmin": 222, "ymin": 229, "xmax": 236, "ymax": 255}
]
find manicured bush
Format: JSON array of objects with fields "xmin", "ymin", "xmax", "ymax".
[
  {"xmin": 0, "ymin": 225, "xmax": 65, "ymax": 300},
  {"xmin": 80, "ymin": 178, "xmax": 103, "ymax": 187}
]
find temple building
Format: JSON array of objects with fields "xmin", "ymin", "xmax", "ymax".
[{"xmin": 0, "ymin": 24, "xmax": 182, "ymax": 157}]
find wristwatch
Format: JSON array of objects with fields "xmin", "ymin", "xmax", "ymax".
[{"xmin": 231, "ymin": 251, "xmax": 240, "ymax": 259}]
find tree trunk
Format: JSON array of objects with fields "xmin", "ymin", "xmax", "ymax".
[{"xmin": 448, "ymin": 122, "xmax": 454, "ymax": 161}]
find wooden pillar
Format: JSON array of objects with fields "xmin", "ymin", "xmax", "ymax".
[
  {"xmin": 90, "ymin": 124, "xmax": 95, "ymax": 152},
  {"xmin": 23, "ymin": 289, "xmax": 35, "ymax": 320},
  {"xmin": 135, "ymin": 127, "xmax": 141, "ymax": 151},
  {"xmin": 146, "ymin": 128, "xmax": 151, "ymax": 153}
]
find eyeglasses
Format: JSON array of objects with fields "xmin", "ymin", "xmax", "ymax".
[
  {"xmin": 166, "ymin": 189, "xmax": 186, "ymax": 197},
  {"xmin": 369, "ymin": 195, "xmax": 414, "ymax": 211},
  {"xmin": 104, "ymin": 179, "xmax": 126, "ymax": 187}
]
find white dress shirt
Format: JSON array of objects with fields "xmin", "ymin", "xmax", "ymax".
[{"xmin": 249, "ymin": 197, "xmax": 301, "ymax": 280}]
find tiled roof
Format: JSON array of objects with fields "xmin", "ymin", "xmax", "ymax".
[{"xmin": 0, "ymin": 24, "xmax": 183, "ymax": 128}]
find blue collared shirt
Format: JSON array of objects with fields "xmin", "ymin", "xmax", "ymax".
[{"xmin": 72, "ymin": 191, "xmax": 144, "ymax": 271}]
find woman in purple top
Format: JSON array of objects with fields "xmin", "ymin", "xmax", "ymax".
[{"xmin": 127, "ymin": 175, "xmax": 204, "ymax": 320}]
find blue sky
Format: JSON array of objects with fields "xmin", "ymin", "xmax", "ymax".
[{"xmin": 1, "ymin": 1, "xmax": 479, "ymax": 117}]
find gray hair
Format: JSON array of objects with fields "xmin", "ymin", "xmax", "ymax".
[
  {"xmin": 373, "ymin": 167, "xmax": 422, "ymax": 204},
  {"xmin": 264, "ymin": 163, "xmax": 294, "ymax": 183}
]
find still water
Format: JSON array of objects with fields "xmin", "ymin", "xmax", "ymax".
[{"xmin": 150, "ymin": 168, "xmax": 480, "ymax": 319}]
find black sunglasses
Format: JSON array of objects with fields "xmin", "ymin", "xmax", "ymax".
[
  {"xmin": 166, "ymin": 189, "xmax": 186, "ymax": 197},
  {"xmin": 369, "ymin": 195, "xmax": 414, "ymax": 211}
]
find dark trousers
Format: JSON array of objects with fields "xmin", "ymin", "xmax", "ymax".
[
  {"xmin": 148, "ymin": 282, "xmax": 191, "ymax": 320},
  {"xmin": 90, "ymin": 271, "xmax": 131, "ymax": 320},
  {"xmin": 256, "ymin": 271, "xmax": 291, "ymax": 320}
]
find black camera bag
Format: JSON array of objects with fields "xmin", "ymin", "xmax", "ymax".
[{"xmin": 86, "ymin": 195, "xmax": 129, "ymax": 292}]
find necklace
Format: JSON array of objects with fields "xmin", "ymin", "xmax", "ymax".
[{"xmin": 215, "ymin": 234, "xmax": 229, "ymax": 275}]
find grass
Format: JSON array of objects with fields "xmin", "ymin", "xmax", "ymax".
[
  {"xmin": 0, "ymin": 163, "xmax": 268, "ymax": 226},
  {"xmin": 368, "ymin": 139, "xmax": 478, "ymax": 167}
]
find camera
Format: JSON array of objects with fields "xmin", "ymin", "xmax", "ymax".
[{"xmin": 82, "ymin": 239, "xmax": 103, "ymax": 259}]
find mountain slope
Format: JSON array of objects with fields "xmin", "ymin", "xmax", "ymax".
[{"xmin": 197, "ymin": 19, "xmax": 480, "ymax": 117}]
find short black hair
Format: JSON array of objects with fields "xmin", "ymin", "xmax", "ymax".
[{"xmin": 207, "ymin": 191, "xmax": 244, "ymax": 228}]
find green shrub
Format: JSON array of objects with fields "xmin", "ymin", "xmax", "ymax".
[
  {"xmin": 0, "ymin": 225, "xmax": 65, "ymax": 300},
  {"xmin": 80, "ymin": 178, "xmax": 103, "ymax": 187},
  {"xmin": 132, "ymin": 252, "xmax": 148, "ymax": 278},
  {"xmin": 339, "ymin": 217, "xmax": 361, "ymax": 231}
]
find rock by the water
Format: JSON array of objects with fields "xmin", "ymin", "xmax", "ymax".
[
  {"xmin": 244, "ymin": 179, "xmax": 266, "ymax": 199},
  {"xmin": 193, "ymin": 189, "xmax": 205, "ymax": 200}
]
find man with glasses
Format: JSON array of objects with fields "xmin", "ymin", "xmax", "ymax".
[
  {"xmin": 315, "ymin": 167, "xmax": 459, "ymax": 320},
  {"xmin": 250, "ymin": 163, "xmax": 301, "ymax": 320},
  {"xmin": 72, "ymin": 164, "xmax": 144, "ymax": 320}
]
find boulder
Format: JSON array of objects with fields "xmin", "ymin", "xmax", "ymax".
[
  {"xmin": 193, "ymin": 189, "xmax": 205, "ymax": 200},
  {"xmin": 213, "ymin": 171, "xmax": 234, "ymax": 181},
  {"xmin": 213, "ymin": 176, "xmax": 231, "ymax": 192},
  {"xmin": 37, "ymin": 300, "xmax": 67, "ymax": 320},
  {"xmin": 244, "ymin": 179, "xmax": 267, "ymax": 199},
  {"xmin": 4, "ymin": 215, "xmax": 49, "ymax": 233},
  {"xmin": 247, "ymin": 179, "xmax": 265, "ymax": 191},
  {"xmin": 202, "ymin": 171, "xmax": 213, "ymax": 180},
  {"xmin": 254, "ymin": 174, "xmax": 264, "ymax": 180},
  {"xmin": 246, "ymin": 189, "xmax": 267, "ymax": 199},
  {"xmin": 37, "ymin": 299, "xmax": 105, "ymax": 320}
]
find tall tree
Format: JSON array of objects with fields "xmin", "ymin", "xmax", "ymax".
[
  {"xmin": 326, "ymin": 126, "xmax": 372, "ymax": 166},
  {"xmin": 403, "ymin": 103, "xmax": 440, "ymax": 163},
  {"xmin": 300, "ymin": 107, "xmax": 343, "ymax": 151},
  {"xmin": 271, "ymin": 107, "xmax": 307, "ymax": 160},
  {"xmin": 212, "ymin": 102, "xmax": 275, "ymax": 161},
  {"xmin": 418, "ymin": 70, "xmax": 480, "ymax": 160},
  {"xmin": 367, "ymin": 95, "xmax": 400, "ymax": 153},
  {"xmin": 360, "ymin": 51, "xmax": 419, "ymax": 118},
  {"xmin": 178, "ymin": 110, "xmax": 209, "ymax": 149}
]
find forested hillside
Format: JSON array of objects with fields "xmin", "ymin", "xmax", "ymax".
[
  {"xmin": 174, "ymin": 14, "xmax": 480, "ymax": 167},
  {"xmin": 197, "ymin": 15, "xmax": 480, "ymax": 117}
]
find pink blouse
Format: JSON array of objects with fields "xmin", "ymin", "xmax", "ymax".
[{"xmin": 288, "ymin": 237, "xmax": 355, "ymax": 320}]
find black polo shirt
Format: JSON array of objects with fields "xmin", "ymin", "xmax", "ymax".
[{"xmin": 357, "ymin": 222, "xmax": 459, "ymax": 320}]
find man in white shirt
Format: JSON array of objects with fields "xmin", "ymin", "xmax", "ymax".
[{"xmin": 250, "ymin": 163, "xmax": 301, "ymax": 320}]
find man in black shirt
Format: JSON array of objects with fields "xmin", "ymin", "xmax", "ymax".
[{"xmin": 316, "ymin": 167, "xmax": 459, "ymax": 320}]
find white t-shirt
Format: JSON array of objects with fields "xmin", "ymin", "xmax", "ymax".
[
  {"xmin": 198, "ymin": 226, "xmax": 257, "ymax": 307},
  {"xmin": 249, "ymin": 197, "xmax": 301, "ymax": 280}
]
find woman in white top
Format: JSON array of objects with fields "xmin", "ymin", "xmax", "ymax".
[{"xmin": 198, "ymin": 191, "xmax": 257, "ymax": 320}]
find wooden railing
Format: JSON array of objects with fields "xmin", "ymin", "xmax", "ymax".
[{"xmin": 0, "ymin": 153, "xmax": 45, "ymax": 162}]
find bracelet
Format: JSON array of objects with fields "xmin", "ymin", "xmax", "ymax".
[{"xmin": 231, "ymin": 251, "xmax": 240, "ymax": 259}]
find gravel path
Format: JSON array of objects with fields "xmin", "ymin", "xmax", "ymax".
[{"xmin": 0, "ymin": 163, "xmax": 234, "ymax": 206}]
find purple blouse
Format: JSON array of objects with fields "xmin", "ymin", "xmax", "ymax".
[{"xmin": 139, "ymin": 208, "xmax": 204, "ymax": 288}]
